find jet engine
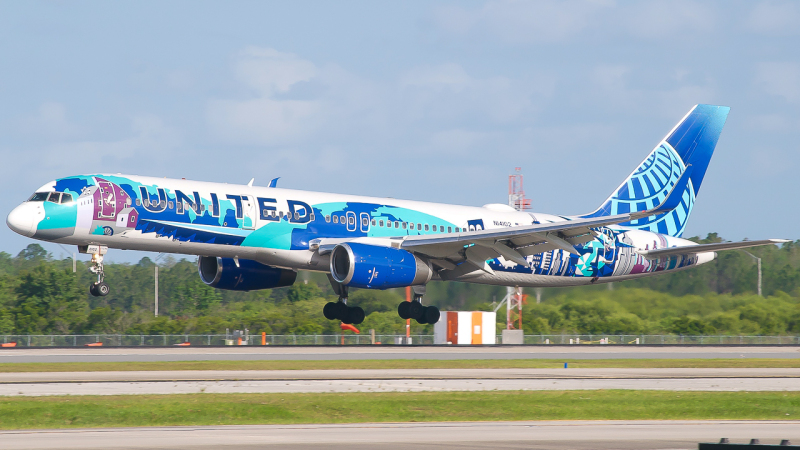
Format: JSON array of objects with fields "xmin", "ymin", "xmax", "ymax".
[
  {"xmin": 198, "ymin": 256, "xmax": 297, "ymax": 291},
  {"xmin": 330, "ymin": 243, "xmax": 433, "ymax": 289}
]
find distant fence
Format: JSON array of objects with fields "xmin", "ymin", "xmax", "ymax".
[{"xmin": 0, "ymin": 334, "xmax": 799, "ymax": 347}]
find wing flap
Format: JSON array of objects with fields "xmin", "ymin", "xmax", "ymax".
[{"xmin": 638, "ymin": 239, "xmax": 789, "ymax": 259}]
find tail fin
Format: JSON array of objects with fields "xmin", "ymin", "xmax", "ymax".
[{"xmin": 584, "ymin": 104, "xmax": 730, "ymax": 237}]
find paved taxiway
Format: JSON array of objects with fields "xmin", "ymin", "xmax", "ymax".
[
  {"xmin": 1, "ymin": 345, "xmax": 798, "ymax": 363},
  {"xmin": 1, "ymin": 368, "xmax": 798, "ymax": 396},
  {"xmin": 2, "ymin": 421, "xmax": 799, "ymax": 450}
]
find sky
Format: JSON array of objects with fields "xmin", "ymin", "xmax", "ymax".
[{"xmin": 0, "ymin": 0, "xmax": 798, "ymax": 263}]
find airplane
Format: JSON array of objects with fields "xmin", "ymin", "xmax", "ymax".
[{"xmin": 6, "ymin": 104, "xmax": 788, "ymax": 326}]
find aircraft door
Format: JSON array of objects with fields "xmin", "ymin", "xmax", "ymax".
[
  {"xmin": 97, "ymin": 181, "xmax": 117, "ymax": 219},
  {"xmin": 359, "ymin": 212, "xmax": 370, "ymax": 233},
  {"xmin": 242, "ymin": 196, "xmax": 257, "ymax": 230},
  {"xmin": 346, "ymin": 211, "xmax": 357, "ymax": 232}
]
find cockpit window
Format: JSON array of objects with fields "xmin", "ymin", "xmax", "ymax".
[
  {"xmin": 47, "ymin": 192, "xmax": 62, "ymax": 203},
  {"xmin": 60, "ymin": 193, "xmax": 73, "ymax": 204},
  {"xmin": 29, "ymin": 192, "xmax": 49, "ymax": 202}
]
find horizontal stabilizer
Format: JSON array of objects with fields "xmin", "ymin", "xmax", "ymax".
[{"xmin": 637, "ymin": 239, "xmax": 789, "ymax": 259}]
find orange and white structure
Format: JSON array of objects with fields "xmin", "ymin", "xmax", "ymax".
[{"xmin": 434, "ymin": 311, "xmax": 496, "ymax": 345}]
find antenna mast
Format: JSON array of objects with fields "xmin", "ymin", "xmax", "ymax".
[{"xmin": 508, "ymin": 167, "xmax": 531, "ymax": 211}]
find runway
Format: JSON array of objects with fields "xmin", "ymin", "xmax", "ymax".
[
  {"xmin": 1, "ymin": 345, "xmax": 798, "ymax": 363},
  {"xmin": 1, "ymin": 368, "xmax": 798, "ymax": 396},
  {"xmin": 1, "ymin": 421, "xmax": 798, "ymax": 450}
]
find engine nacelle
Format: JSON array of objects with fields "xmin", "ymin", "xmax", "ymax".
[
  {"xmin": 198, "ymin": 256, "xmax": 297, "ymax": 291},
  {"xmin": 330, "ymin": 243, "xmax": 433, "ymax": 289}
]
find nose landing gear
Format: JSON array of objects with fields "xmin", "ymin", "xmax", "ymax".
[
  {"xmin": 398, "ymin": 286, "xmax": 440, "ymax": 324},
  {"xmin": 323, "ymin": 278, "xmax": 365, "ymax": 325},
  {"xmin": 81, "ymin": 245, "xmax": 110, "ymax": 297}
]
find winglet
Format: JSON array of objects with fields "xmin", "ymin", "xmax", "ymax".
[
  {"xmin": 630, "ymin": 165, "xmax": 693, "ymax": 221},
  {"xmin": 269, "ymin": 177, "xmax": 280, "ymax": 188},
  {"xmin": 247, "ymin": 178, "xmax": 255, "ymax": 187}
]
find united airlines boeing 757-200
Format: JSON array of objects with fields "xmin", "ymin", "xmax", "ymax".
[{"xmin": 6, "ymin": 105, "xmax": 788, "ymax": 325}]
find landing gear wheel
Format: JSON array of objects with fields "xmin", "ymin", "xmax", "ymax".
[
  {"xmin": 424, "ymin": 306, "xmax": 440, "ymax": 324},
  {"xmin": 96, "ymin": 282, "xmax": 110, "ymax": 296},
  {"xmin": 397, "ymin": 301, "xmax": 411, "ymax": 320},
  {"xmin": 333, "ymin": 302, "xmax": 349, "ymax": 322},
  {"xmin": 349, "ymin": 306, "xmax": 365, "ymax": 325},
  {"xmin": 323, "ymin": 302, "xmax": 339, "ymax": 320},
  {"xmin": 407, "ymin": 300, "xmax": 423, "ymax": 321},
  {"xmin": 90, "ymin": 282, "xmax": 110, "ymax": 297},
  {"xmin": 416, "ymin": 307, "xmax": 428, "ymax": 325}
]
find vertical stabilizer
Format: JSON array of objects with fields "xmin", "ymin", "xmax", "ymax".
[{"xmin": 584, "ymin": 104, "xmax": 729, "ymax": 237}]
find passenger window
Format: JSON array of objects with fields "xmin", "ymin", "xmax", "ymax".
[
  {"xmin": 371, "ymin": 219, "xmax": 376, "ymax": 226},
  {"xmin": 402, "ymin": 222, "xmax": 407, "ymax": 229},
  {"xmin": 379, "ymin": 220, "xmax": 384, "ymax": 227},
  {"xmin": 168, "ymin": 201, "xmax": 174, "ymax": 209},
  {"xmin": 294, "ymin": 212, "xmax": 300, "ymax": 220},
  {"xmin": 60, "ymin": 193, "xmax": 73, "ymax": 204},
  {"xmin": 340, "ymin": 216, "xmax": 346, "ymax": 224},
  {"xmin": 410, "ymin": 223, "xmax": 415, "ymax": 230},
  {"xmin": 394, "ymin": 221, "xmax": 399, "ymax": 228},
  {"xmin": 135, "ymin": 199, "xmax": 141, "ymax": 206},
  {"xmin": 310, "ymin": 213, "xmax": 315, "ymax": 221},
  {"xmin": 417, "ymin": 223, "xmax": 422, "ymax": 230},
  {"xmin": 362, "ymin": 217, "xmax": 369, "ymax": 227},
  {"xmin": 333, "ymin": 215, "xmax": 339, "ymax": 224},
  {"xmin": 448, "ymin": 226, "xmax": 452, "ymax": 233},
  {"xmin": 325, "ymin": 215, "xmax": 331, "ymax": 222},
  {"xmin": 424, "ymin": 224, "xmax": 429, "ymax": 231},
  {"xmin": 349, "ymin": 216, "xmax": 355, "ymax": 225}
]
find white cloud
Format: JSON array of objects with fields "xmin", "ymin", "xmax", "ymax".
[
  {"xmin": 234, "ymin": 47, "xmax": 318, "ymax": 96},
  {"xmin": 621, "ymin": 1, "xmax": 715, "ymax": 39},
  {"xmin": 397, "ymin": 63, "xmax": 544, "ymax": 125},
  {"xmin": 19, "ymin": 102, "xmax": 81, "ymax": 138},
  {"xmin": 746, "ymin": 0, "xmax": 800, "ymax": 35},
  {"xmin": 205, "ymin": 48, "xmax": 322, "ymax": 146},
  {"xmin": 434, "ymin": 0, "xmax": 612, "ymax": 44},
  {"xmin": 433, "ymin": 0, "xmax": 716, "ymax": 43},
  {"xmin": 30, "ymin": 115, "xmax": 182, "ymax": 175},
  {"xmin": 755, "ymin": 62, "xmax": 800, "ymax": 103}
]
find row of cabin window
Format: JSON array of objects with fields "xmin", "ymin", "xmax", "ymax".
[{"xmin": 321, "ymin": 214, "xmax": 461, "ymax": 233}]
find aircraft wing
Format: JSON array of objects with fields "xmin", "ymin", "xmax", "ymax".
[
  {"xmin": 636, "ymin": 239, "xmax": 789, "ymax": 259},
  {"xmin": 398, "ymin": 166, "xmax": 696, "ymax": 273},
  {"xmin": 400, "ymin": 214, "xmax": 626, "ymax": 271},
  {"xmin": 310, "ymin": 167, "xmax": 706, "ymax": 274}
]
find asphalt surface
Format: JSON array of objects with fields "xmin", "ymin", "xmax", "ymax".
[
  {"xmin": 1, "ymin": 346, "xmax": 798, "ymax": 363},
  {"xmin": 2, "ymin": 368, "xmax": 798, "ymax": 396},
  {"xmin": 1, "ymin": 421, "xmax": 798, "ymax": 450},
  {"xmin": 2, "ymin": 367, "xmax": 797, "ymax": 382}
]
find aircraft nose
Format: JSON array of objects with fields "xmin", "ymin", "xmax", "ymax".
[{"xmin": 6, "ymin": 203, "xmax": 38, "ymax": 237}]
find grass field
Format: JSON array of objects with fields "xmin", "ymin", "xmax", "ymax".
[
  {"xmin": 0, "ymin": 358, "xmax": 798, "ymax": 372},
  {"xmin": 0, "ymin": 391, "xmax": 797, "ymax": 429}
]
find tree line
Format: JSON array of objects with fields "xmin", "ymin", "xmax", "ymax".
[{"xmin": 0, "ymin": 233, "xmax": 798, "ymax": 336}]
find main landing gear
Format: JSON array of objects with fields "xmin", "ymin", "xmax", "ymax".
[
  {"xmin": 323, "ymin": 278, "xmax": 365, "ymax": 325},
  {"xmin": 398, "ymin": 286, "xmax": 440, "ymax": 325},
  {"xmin": 81, "ymin": 245, "xmax": 110, "ymax": 297}
]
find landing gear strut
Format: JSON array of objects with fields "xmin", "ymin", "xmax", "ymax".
[
  {"xmin": 398, "ymin": 286, "xmax": 440, "ymax": 324},
  {"xmin": 82, "ymin": 245, "xmax": 110, "ymax": 297},
  {"xmin": 323, "ymin": 276, "xmax": 365, "ymax": 325}
]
